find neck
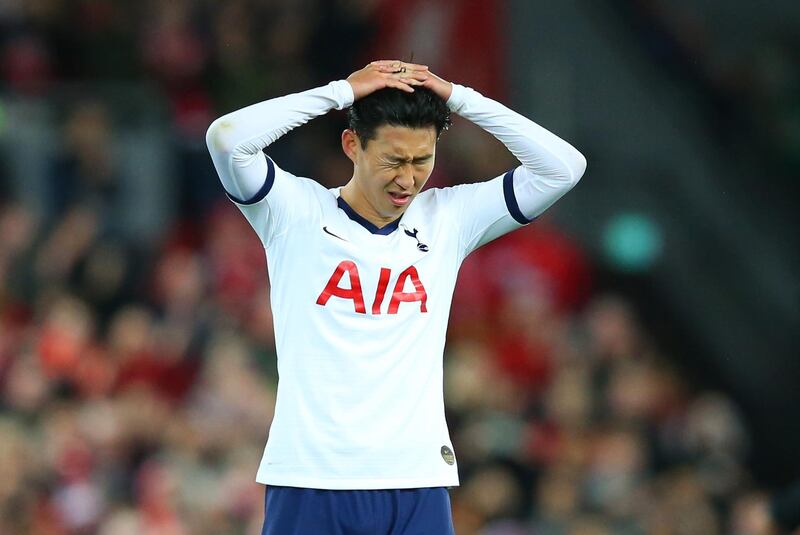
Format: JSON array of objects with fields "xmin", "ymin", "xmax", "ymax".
[{"xmin": 340, "ymin": 179, "xmax": 397, "ymax": 229}]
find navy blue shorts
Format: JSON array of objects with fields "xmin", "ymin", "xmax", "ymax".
[{"xmin": 261, "ymin": 486, "xmax": 455, "ymax": 535}]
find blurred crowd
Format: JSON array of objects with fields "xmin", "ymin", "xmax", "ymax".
[
  {"xmin": 617, "ymin": 0, "xmax": 800, "ymax": 177},
  {"xmin": 0, "ymin": 1, "xmax": 795, "ymax": 534}
]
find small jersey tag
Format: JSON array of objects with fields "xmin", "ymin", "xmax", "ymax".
[{"xmin": 440, "ymin": 445, "xmax": 455, "ymax": 465}]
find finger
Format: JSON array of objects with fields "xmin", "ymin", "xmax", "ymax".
[
  {"xmin": 387, "ymin": 61, "xmax": 429, "ymax": 71},
  {"xmin": 389, "ymin": 72, "xmax": 428, "ymax": 86},
  {"xmin": 404, "ymin": 78, "xmax": 425, "ymax": 86},
  {"xmin": 403, "ymin": 62, "xmax": 429, "ymax": 71},
  {"xmin": 386, "ymin": 79, "xmax": 415, "ymax": 93},
  {"xmin": 404, "ymin": 70, "xmax": 429, "ymax": 81},
  {"xmin": 386, "ymin": 68, "xmax": 427, "ymax": 78},
  {"xmin": 371, "ymin": 60, "xmax": 429, "ymax": 71},
  {"xmin": 393, "ymin": 72, "xmax": 426, "ymax": 84},
  {"xmin": 371, "ymin": 60, "xmax": 402, "ymax": 67}
]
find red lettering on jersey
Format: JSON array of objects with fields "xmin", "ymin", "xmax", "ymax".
[
  {"xmin": 372, "ymin": 267, "xmax": 392, "ymax": 315},
  {"xmin": 387, "ymin": 266, "xmax": 428, "ymax": 314},
  {"xmin": 316, "ymin": 260, "xmax": 366, "ymax": 313}
]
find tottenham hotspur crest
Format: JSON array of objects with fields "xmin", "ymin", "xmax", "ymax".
[{"xmin": 401, "ymin": 225, "xmax": 429, "ymax": 252}]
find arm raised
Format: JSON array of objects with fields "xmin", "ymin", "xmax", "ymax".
[
  {"xmin": 205, "ymin": 80, "xmax": 354, "ymax": 202},
  {"xmin": 433, "ymin": 74, "xmax": 586, "ymax": 221}
]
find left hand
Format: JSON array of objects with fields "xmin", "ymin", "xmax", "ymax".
[{"xmin": 418, "ymin": 70, "xmax": 453, "ymax": 102}]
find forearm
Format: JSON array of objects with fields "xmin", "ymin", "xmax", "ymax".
[
  {"xmin": 447, "ymin": 84, "xmax": 587, "ymax": 219},
  {"xmin": 206, "ymin": 80, "xmax": 354, "ymax": 200}
]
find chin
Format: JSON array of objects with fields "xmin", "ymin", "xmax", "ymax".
[
  {"xmin": 381, "ymin": 206, "xmax": 404, "ymax": 218},
  {"xmin": 390, "ymin": 201, "xmax": 411, "ymax": 213}
]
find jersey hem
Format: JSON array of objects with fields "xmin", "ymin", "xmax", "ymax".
[{"xmin": 256, "ymin": 474, "xmax": 460, "ymax": 490}]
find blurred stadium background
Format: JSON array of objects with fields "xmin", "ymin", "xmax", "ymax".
[{"xmin": 0, "ymin": 0, "xmax": 798, "ymax": 533}]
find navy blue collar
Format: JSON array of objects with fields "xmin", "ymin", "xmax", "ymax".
[{"xmin": 337, "ymin": 196, "xmax": 401, "ymax": 235}]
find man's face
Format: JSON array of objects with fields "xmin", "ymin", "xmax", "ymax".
[{"xmin": 345, "ymin": 124, "xmax": 437, "ymax": 223}]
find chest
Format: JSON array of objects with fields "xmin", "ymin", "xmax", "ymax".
[{"xmin": 272, "ymin": 209, "xmax": 459, "ymax": 317}]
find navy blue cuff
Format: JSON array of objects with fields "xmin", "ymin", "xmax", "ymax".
[
  {"xmin": 225, "ymin": 157, "xmax": 275, "ymax": 205},
  {"xmin": 503, "ymin": 169, "xmax": 534, "ymax": 225}
]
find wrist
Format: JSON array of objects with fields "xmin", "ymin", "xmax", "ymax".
[{"xmin": 442, "ymin": 82, "xmax": 454, "ymax": 102}]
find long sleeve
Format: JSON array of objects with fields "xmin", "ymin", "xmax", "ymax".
[
  {"xmin": 205, "ymin": 80, "xmax": 354, "ymax": 202},
  {"xmin": 446, "ymin": 83, "xmax": 586, "ymax": 221}
]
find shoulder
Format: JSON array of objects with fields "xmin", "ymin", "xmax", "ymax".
[
  {"xmin": 271, "ymin": 166, "xmax": 336, "ymax": 201},
  {"xmin": 405, "ymin": 187, "xmax": 464, "ymax": 225},
  {"xmin": 416, "ymin": 186, "xmax": 462, "ymax": 206},
  {"xmin": 407, "ymin": 188, "xmax": 450, "ymax": 216},
  {"xmin": 417, "ymin": 178, "xmax": 503, "ymax": 207}
]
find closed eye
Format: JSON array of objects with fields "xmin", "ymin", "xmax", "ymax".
[
  {"xmin": 381, "ymin": 157, "xmax": 404, "ymax": 166},
  {"xmin": 382, "ymin": 155, "xmax": 433, "ymax": 166}
]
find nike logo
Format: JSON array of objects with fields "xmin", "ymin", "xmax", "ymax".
[{"xmin": 323, "ymin": 226, "xmax": 347, "ymax": 241}]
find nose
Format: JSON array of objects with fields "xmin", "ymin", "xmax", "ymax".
[{"xmin": 394, "ymin": 166, "xmax": 415, "ymax": 191}]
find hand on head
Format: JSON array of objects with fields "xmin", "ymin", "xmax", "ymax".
[{"xmin": 347, "ymin": 60, "xmax": 453, "ymax": 102}]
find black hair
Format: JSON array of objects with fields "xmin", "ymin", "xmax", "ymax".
[{"xmin": 347, "ymin": 87, "xmax": 451, "ymax": 148}]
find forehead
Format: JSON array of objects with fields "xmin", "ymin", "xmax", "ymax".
[{"xmin": 367, "ymin": 125, "xmax": 437, "ymax": 156}]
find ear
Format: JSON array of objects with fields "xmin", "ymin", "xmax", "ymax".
[{"xmin": 341, "ymin": 129, "xmax": 360, "ymax": 164}]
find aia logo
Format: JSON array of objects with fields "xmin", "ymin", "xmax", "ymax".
[{"xmin": 316, "ymin": 261, "xmax": 428, "ymax": 314}]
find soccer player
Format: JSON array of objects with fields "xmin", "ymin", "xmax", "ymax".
[{"xmin": 206, "ymin": 60, "xmax": 586, "ymax": 534}]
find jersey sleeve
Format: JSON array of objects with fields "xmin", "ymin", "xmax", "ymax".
[
  {"xmin": 205, "ymin": 80, "xmax": 354, "ymax": 247},
  {"xmin": 436, "ymin": 167, "xmax": 526, "ymax": 257},
  {"xmin": 444, "ymin": 84, "xmax": 587, "ymax": 257},
  {"xmin": 223, "ymin": 158, "xmax": 322, "ymax": 248}
]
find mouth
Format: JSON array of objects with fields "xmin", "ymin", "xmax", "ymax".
[{"xmin": 387, "ymin": 192, "xmax": 412, "ymax": 207}]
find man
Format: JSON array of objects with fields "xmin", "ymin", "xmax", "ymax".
[{"xmin": 206, "ymin": 60, "xmax": 586, "ymax": 534}]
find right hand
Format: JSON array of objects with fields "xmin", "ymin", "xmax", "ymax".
[{"xmin": 347, "ymin": 60, "xmax": 430, "ymax": 100}]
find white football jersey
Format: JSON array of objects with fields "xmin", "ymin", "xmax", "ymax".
[
  {"xmin": 207, "ymin": 79, "xmax": 586, "ymax": 490},
  {"xmin": 234, "ymin": 157, "xmax": 527, "ymax": 489}
]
